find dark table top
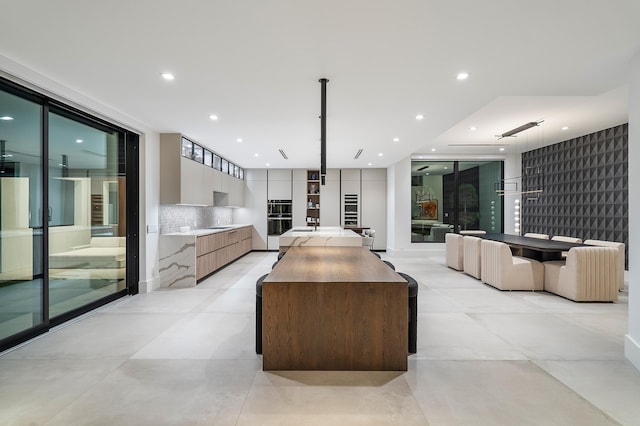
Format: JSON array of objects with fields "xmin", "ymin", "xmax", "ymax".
[{"xmin": 479, "ymin": 233, "xmax": 585, "ymax": 252}]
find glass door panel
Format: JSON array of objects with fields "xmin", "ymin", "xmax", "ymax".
[
  {"xmin": 47, "ymin": 111, "xmax": 126, "ymax": 318},
  {"xmin": 0, "ymin": 88, "xmax": 44, "ymax": 340}
]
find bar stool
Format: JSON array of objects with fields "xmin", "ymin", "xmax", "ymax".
[
  {"xmin": 397, "ymin": 272, "xmax": 419, "ymax": 354},
  {"xmin": 383, "ymin": 260, "xmax": 395, "ymax": 270},
  {"xmin": 255, "ymin": 273, "xmax": 268, "ymax": 354}
]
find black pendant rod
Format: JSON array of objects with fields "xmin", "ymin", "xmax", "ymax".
[{"xmin": 319, "ymin": 78, "xmax": 328, "ymax": 185}]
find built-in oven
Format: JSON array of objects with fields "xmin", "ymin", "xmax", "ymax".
[
  {"xmin": 344, "ymin": 194, "xmax": 359, "ymax": 226},
  {"xmin": 267, "ymin": 200, "xmax": 293, "ymax": 236}
]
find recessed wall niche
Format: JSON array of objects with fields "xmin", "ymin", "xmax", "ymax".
[{"xmin": 521, "ymin": 123, "xmax": 628, "ymax": 268}]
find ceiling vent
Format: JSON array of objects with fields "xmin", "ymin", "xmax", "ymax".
[
  {"xmin": 278, "ymin": 149, "xmax": 288, "ymax": 159},
  {"xmin": 354, "ymin": 149, "xmax": 363, "ymax": 159}
]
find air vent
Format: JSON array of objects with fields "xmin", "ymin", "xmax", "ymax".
[
  {"xmin": 278, "ymin": 149, "xmax": 288, "ymax": 159},
  {"xmin": 354, "ymin": 149, "xmax": 363, "ymax": 159}
]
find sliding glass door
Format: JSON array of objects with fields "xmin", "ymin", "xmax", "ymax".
[
  {"xmin": 47, "ymin": 109, "xmax": 127, "ymax": 319},
  {"xmin": 0, "ymin": 77, "xmax": 138, "ymax": 351},
  {"xmin": 411, "ymin": 160, "xmax": 503, "ymax": 242},
  {"xmin": 0, "ymin": 87, "xmax": 44, "ymax": 341}
]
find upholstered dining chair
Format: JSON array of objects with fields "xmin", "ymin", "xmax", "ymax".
[
  {"xmin": 583, "ymin": 239, "xmax": 625, "ymax": 291},
  {"xmin": 524, "ymin": 232, "xmax": 550, "ymax": 240},
  {"xmin": 445, "ymin": 233, "xmax": 464, "ymax": 271},
  {"xmin": 480, "ymin": 239, "xmax": 544, "ymax": 291},
  {"xmin": 362, "ymin": 229, "xmax": 375, "ymax": 250},
  {"xmin": 543, "ymin": 246, "xmax": 619, "ymax": 302},
  {"xmin": 463, "ymin": 235, "xmax": 482, "ymax": 279},
  {"xmin": 551, "ymin": 235, "xmax": 583, "ymax": 258}
]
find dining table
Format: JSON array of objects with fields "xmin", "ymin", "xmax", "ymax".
[
  {"xmin": 262, "ymin": 246, "xmax": 408, "ymax": 371},
  {"xmin": 478, "ymin": 233, "xmax": 585, "ymax": 261}
]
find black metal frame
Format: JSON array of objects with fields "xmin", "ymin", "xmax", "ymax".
[{"xmin": 0, "ymin": 75, "xmax": 139, "ymax": 351}]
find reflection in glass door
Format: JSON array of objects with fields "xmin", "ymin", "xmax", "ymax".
[
  {"xmin": 0, "ymin": 88, "xmax": 44, "ymax": 341},
  {"xmin": 47, "ymin": 110, "xmax": 126, "ymax": 319}
]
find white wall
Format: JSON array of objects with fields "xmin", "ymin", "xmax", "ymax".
[
  {"xmin": 140, "ymin": 132, "xmax": 161, "ymax": 293},
  {"xmin": 625, "ymin": 49, "xmax": 640, "ymax": 371}
]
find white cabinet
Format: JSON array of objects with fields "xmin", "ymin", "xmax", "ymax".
[
  {"xmin": 245, "ymin": 169, "xmax": 268, "ymax": 250},
  {"xmin": 361, "ymin": 168, "xmax": 386, "ymax": 250},
  {"xmin": 292, "ymin": 169, "xmax": 308, "ymax": 227},
  {"xmin": 228, "ymin": 178, "xmax": 245, "ymax": 207},
  {"xmin": 320, "ymin": 169, "xmax": 340, "ymax": 226},
  {"xmin": 267, "ymin": 169, "xmax": 292, "ymax": 199},
  {"xmin": 160, "ymin": 133, "xmax": 208, "ymax": 205}
]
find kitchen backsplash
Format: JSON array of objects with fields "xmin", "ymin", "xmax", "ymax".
[{"xmin": 159, "ymin": 205, "xmax": 233, "ymax": 234}]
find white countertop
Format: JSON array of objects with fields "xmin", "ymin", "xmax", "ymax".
[
  {"xmin": 163, "ymin": 224, "xmax": 251, "ymax": 237},
  {"xmin": 280, "ymin": 226, "xmax": 361, "ymax": 238},
  {"xmin": 279, "ymin": 226, "xmax": 363, "ymax": 249}
]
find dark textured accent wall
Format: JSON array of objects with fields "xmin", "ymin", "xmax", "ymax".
[{"xmin": 522, "ymin": 123, "xmax": 628, "ymax": 267}]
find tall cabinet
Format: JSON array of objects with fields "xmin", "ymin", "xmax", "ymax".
[{"xmin": 361, "ymin": 168, "xmax": 386, "ymax": 250}]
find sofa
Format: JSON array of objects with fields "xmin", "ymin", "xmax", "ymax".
[{"xmin": 49, "ymin": 237, "xmax": 126, "ymax": 280}]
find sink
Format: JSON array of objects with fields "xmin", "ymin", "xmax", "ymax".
[
  {"xmin": 206, "ymin": 226, "xmax": 233, "ymax": 230},
  {"xmin": 291, "ymin": 227, "xmax": 315, "ymax": 232}
]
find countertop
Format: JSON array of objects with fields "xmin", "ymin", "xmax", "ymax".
[
  {"xmin": 280, "ymin": 226, "xmax": 361, "ymax": 238},
  {"xmin": 163, "ymin": 224, "xmax": 252, "ymax": 237}
]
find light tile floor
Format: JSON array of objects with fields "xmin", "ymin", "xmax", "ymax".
[{"xmin": 2, "ymin": 249, "xmax": 640, "ymax": 425}]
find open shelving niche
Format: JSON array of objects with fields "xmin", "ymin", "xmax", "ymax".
[{"xmin": 306, "ymin": 170, "xmax": 320, "ymax": 227}]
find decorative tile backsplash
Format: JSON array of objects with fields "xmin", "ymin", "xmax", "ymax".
[{"xmin": 159, "ymin": 205, "xmax": 233, "ymax": 234}]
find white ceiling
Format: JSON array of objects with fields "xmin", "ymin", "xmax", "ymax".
[{"xmin": 1, "ymin": 0, "xmax": 639, "ymax": 169}]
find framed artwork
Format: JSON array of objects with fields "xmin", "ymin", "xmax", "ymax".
[{"xmin": 420, "ymin": 200, "xmax": 438, "ymax": 220}]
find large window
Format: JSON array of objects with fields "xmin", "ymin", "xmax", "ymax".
[
  {"xmin": 411, "ymin": 160, "xmax": 503, "ymax": 242},
  {"xmin": 0, "ymin": 77, "xmax": 138, "ymax": 351}
]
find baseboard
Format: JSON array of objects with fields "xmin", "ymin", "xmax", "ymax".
[
  {"xmin": 138, "ymin": 276, "xmax": 161, "ymax": 293},
  {"xmin": 625, "ymin": 334, "xmax": 640, "ymax": 371}
]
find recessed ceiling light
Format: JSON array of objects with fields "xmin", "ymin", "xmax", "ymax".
[
  {"xmin": 444, "ymin": 167, "xmax": 448, "ymax": 170},
  {"xmin": 266, "ymin": 163, "xmax": 270, "ymax": 167},
  {"xmin": 561, "ymin": 126, "xmax": 569, "ymax": 130},
  {"xmin": 457, "ymin": 72, "xmax": 469, "ymax": 80},
  {"xmin": 425, "ymin": 172, "xmax": 429, "ymax": 176},
  {"xmin": 75, "ymin": 139, "xmax": 83, "ymax": 143},
  {"xmin": 0, "ymin": 116, "xmax": 14, "ymax": 121},
  {"xmin": 209, "ymin": 114, "xmax": 218, "ymax": 121},
  {"xmin": 368, "ymin": 162, "xmax": 372, "ymax": 166},
  {"xmin": 254, "ymin": 153, "xmax": 259, "ymax": 157},
  {"xmin": 393, "ymin": 137, "xmax": 400, "ymax": 142},
  {"xmin": 416, "ymin": 114, "xmax": 424, "ymax": 120},
  {"xmin": 431, "ymin": 148, "xmax": 436, "ymax": 152},
  {"xmin": 236, "ymin": 138, "xmax": 243, "ymax": 143},
  {"xmin": 470, "ymin": 126, "xmax": 476, "ymax": 131},
  {"xmin": 161, "ymin": 73, "xmax": 175, "ymax": 81},
  {"xmin": 499, "ymin": 147, "xmax": 505, "ymax": 151},
  {"xmin": 378, "ymin": 153, "xmax": 383, "ymax": 157}
]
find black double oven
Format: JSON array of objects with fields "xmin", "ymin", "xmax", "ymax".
[{"xmin": 267, "ymin": 200, "xmax": 292, "ymax": 236}]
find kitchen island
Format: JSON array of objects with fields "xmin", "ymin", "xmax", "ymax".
[
  {"xmin": 278, "ymin": 226, "xmax": 363, "ymax": 252},
  {"xmin": 159, "ymin": 224, "xmax": 252, "ymax": 288},
  {"xmin": 263, "ymin": 246, "xmax": 408, "ymax": 370}
]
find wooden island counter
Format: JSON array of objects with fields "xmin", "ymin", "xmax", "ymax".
[{"xmin": 262, "ymin": 246, "xmax": 408, "ymax": 371}]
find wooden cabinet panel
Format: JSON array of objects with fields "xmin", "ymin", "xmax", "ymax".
[{"xmin": 196, "ymin": 226, "xmax": 253, "ymax": 281}]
